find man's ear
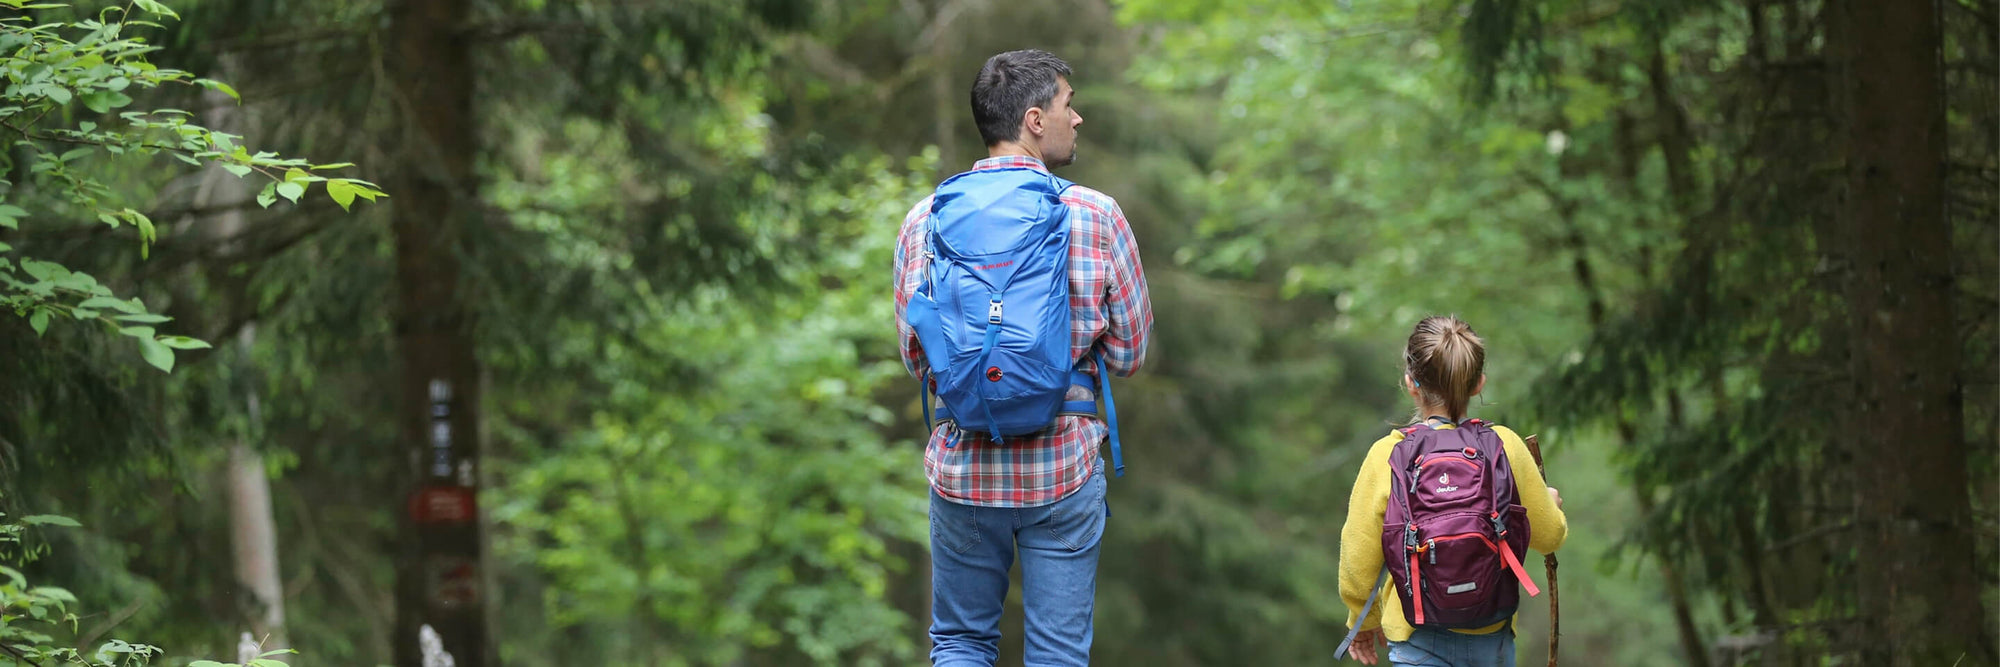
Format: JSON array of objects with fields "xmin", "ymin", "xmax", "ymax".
[{"xmin": 1022, "ymin": 106, "xmax": 1045, "ymax": 138}]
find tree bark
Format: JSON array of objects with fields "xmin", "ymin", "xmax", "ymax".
[
  {"xmin": 388, "ymin": 0, "xmax": 488, "ymax": 665},
  {"xmin": 228, "ymin": 433, "xmax": 286, "ymax": 652},
  {"xmin": 1830, "ymin": 0, "xmax": 1994, "ymax": 664}
]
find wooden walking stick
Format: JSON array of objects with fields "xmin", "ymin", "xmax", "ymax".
[{"xmin": 1523, "ymin": 434, "xmax": 1559, "ymax": 667}]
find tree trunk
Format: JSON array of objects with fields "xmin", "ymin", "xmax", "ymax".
[
  {"xmin": 1550, "ymin": 129, "xmax": 1712, "ymax": 667},
  {"xmin": 201, "ymin": 76, "xmax": 288, "ymax": 656},
  {"xmin": 388, "ymin": 0, "xmax": 488, "ymax": 665},
  {"xmin": 1831, "ymin": 0, "xmax": 1993, "ymax": 664},
  {"xmin": 228, "ymin": 434, "xmax": 286, "ymax": 652}
]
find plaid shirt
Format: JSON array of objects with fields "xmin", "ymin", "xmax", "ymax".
[{"xmin": 894, "ymin": 156, "xmax": 1153, "ymax": 507}]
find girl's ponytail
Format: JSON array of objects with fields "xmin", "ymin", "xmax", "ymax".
[{"xmin": 1404, "ymin": 315, "xmax": 1486, "ymax": 421}]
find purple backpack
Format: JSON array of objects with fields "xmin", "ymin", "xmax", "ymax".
[{"xmin": 1379, "ymin": 419, "xmax": 1538, "ymax": 628}]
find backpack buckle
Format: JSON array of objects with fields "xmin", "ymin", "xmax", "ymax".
[
  {"xmin": 988, "ymin": 300, "xmax": 1003, "ymax": 324},
  {"xmin": 1489, "ymin": 512, "xmax": 1508, "ymax": 537},
  {"xmin": 1403, "ymin": 524, "xmax": 1419, "ymax": 549}
]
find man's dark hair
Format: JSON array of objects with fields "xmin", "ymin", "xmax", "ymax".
[{"xmin": 971, "ymin": 50, "xmax": 1072, "ymax": 147}]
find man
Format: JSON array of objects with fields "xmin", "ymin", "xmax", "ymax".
[{"xmin": 893, "ymin": 49, "xmax": 1153, "ymax": 667}]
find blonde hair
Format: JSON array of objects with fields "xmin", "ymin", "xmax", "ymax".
[{"xmin": 1404, "ymin": 315, "xmax": 1486, "ymax": 422}]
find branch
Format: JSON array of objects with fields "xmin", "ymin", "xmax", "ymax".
[
  {"xmin": 204, "ymin": 26, "xmax": 368, "ymax": 55},
  {"xmin": 1764, "ymin": 521, "xmax": 1856, "ymax": 553},
  {"xmin": 1945, "ymin": 60, "xmax": 1999, "ymax": 77},
  {"xmin": 1, "ymin": 119, "xmax": 289, "ymax": 181},
  {"xmin": 0, "ymin": 641, "xmax": 46, "ymax": 667},
  {"xmin": 1947, "ymin": 0, "xmax": 1997, "ymax": 28},
  {"xmin": 76, "ymin": 595, "xmax": 147, "ymax": 649},
  {"xmin": 458, "ymin": 19, "xmax": 591, "ymax": 42}
]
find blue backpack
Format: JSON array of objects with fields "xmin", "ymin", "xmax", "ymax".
[{"xmin": 906, "ymin": 166, "xmax": 1124, "ymax": 476}]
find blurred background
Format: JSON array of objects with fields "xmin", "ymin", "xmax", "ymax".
[{"xmin": 0, "ymin": 0, "xmax": 1993, "ymax": 665}]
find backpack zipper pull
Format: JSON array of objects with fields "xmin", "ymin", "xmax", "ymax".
[{"xmin": 1427, "ymin": 539, "xmax": 1437, "ymax": 565}]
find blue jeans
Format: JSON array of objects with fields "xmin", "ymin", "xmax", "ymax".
[
  {"xmin": 1388, "ymin": 627, "xmax": 1516, "ymax": 667},
  {"xmin": 929, "ymin": 468, "xmax": 1107, "ymax": 667}
]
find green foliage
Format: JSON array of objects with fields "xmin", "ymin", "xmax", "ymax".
[
  {"xmin": 490, "ymin": 147, "xmax": 935, "ymax": 665},
  {"xmin": 0, "ymin": 0, "xmax": 378, "ymax": 371},
  {"xmin": 0, "ymin": 508, "xmax": 306, "ymax": 667}
]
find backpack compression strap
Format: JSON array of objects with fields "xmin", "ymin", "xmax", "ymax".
[
  {"xmin": 1093, "ymin": 353, "xmax": 1126, "ymax": 477},
  {"xmin": 1335, "ymin": 566, "xmax": 1391, "ymax": 658},
  {"xmin": 923, "ymin": 353, "xmax": 1123, "ymax": 477}
]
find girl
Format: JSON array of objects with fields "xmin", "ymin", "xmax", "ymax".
[{"xmin": 1339, "ymin": 316, "xmax": 1567, "ymax": 666}]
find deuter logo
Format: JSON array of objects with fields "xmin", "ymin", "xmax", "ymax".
[{"xmin": 1435, "ymin": 472, "xmax": 1459, "ymax": 494}]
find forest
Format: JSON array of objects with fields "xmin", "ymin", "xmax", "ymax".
[{"xmin": 0, "ymin": 0, "xmax": 1993, "ymax": 665}]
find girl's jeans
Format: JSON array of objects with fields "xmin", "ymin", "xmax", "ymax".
[{"xmin": 1389, "ymin": 626, "xmax": 1516, "ymax": 667}]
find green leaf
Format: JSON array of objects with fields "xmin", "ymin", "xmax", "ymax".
[
  {"xmin": 134, "ymin": 0, "xmax": 179, "ymax": 18},
  {"xmin": 312, "ymin": 162, "xmax": 355, "ymax": 170},
  {"xmin": 30, "ymin": 586, "xmax": 74, "ymax": 603},
  {"xmin": 195, "ymin": 78, "xmax": 237, "ymax": 100},
  {"xmin": 0, "ymin": 216, "xmax": 13, "ymax": 230},
  {"xmin": 222, "ymin": 163, "xmax": 252, "ymax": 177},
  {"xmin": 257, "ymin": 181, "xmax": 277, "ymax": 208},
  {"xmin": 59, "ymin": 147, "xmax": 91, "ymax": 162},
  {"xmin": 0, "ymin": 565, "xmax": 24, "ymax": 588},
  {"xmin": 77, "ymin": 121, "xmax": 96, "ymax": 132},
  {"xmin": 113, "ymin": 313, "xmax": 170, "ymax": 323},
  {"xmin": 117, "ymin": 326, "xmax": 154, "ymax": 338},
  {"xmin": 275, "ymin": 181, "xmax": 304, "ymax": 203},
  {"xmin": 326, "ymin": 178, "xmax": 359, "ymax": 211},
  {"xmin": 20, "ymin": 515, "xmax": 79, "ymax": 527},
  {"xmin": 29, "ymin": 310, "xmax": 47, "ymax": 335},
  {"xmin": 79, "ymin": 296, "xmax": 141, "ymax": 313},
  {"xmin": 138, "ymin": 335, "xmax": 172, "ymax": 372},
  {"xmin": 82, "ymin": 91, "xmax": 110, "ymax": 114},
  {"xmin": 71, "ymin": 308, "xmax": 96, "ymax": 320},
  {"xmin": 187, "ymin": 662, "xmax": 228, "ymax": 667},
  {"xmin": 172, "ymin": 152, "xmax": 201, "ymax": 165},
  {"xmin": 0, "ymin": 204, "xmax": 29, "ymax": 219},
  {"xmin": 19, "ymin": 259, "xmax": 57, "ymax": 280},
  {"xmin": 44, "ymin": 86, "xmax": 69, "ymax": 105},
  {"xmin": 127, "ymin": 209, "xmax": 154, "ymax": 243},
  {"xmin": 159, "ymin": 336, "xmax": 210, "ymax": 350},
  {"xmin": 251, "ymin": 659, "xmax": 289, "ymax": 667}
]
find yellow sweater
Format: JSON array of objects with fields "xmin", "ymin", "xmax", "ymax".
[{"xmin": 1339, "ymin": 423, "xmax": 1568, "ymax": 641}]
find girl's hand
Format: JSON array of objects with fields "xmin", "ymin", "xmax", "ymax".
[
  {"xmin": 1347, "ymin": 628, "xmax": 1383, "ymax": 664},
  {"xmin": 1547, "ymin": 486, "xmax": 1564, "ymax": 508}
]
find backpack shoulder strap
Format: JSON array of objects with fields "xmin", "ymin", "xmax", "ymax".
[
  {"xmin": 1463, "ymin": 420, "xmax": 1542, "ymax": 597},
  {"xmin": 1049, "ymin": 173, "xmax": 1077, "ymax": 194},
  {"xmin": 1385, "ymin": 426, "xmax": 1432, "ymax": 524}
]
